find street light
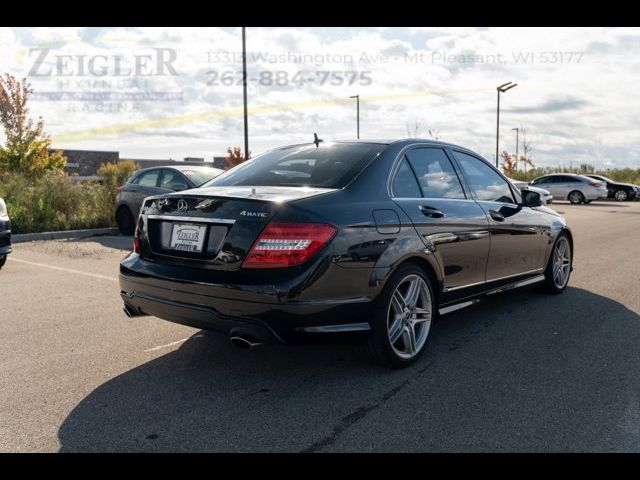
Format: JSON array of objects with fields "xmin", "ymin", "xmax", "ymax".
[
  {"xmin": 242, "ymin": 27, "xmax": 249, "ymax": 160},
  {"xmin": 495, "ymin": 81, "xmax": 518, "ymax": 167},
  {"xmin": 512, "ymin": 127, "xmax": 519, "ymax": 171},
  {"xmin": 349, "ymin": 94, "xmax": 360, "ymax": 139}
]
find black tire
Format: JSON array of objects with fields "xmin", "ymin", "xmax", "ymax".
[
  {"xmin": 568, "ymin": 190, "xmax": 584, "ymax": 204},
  {"xmin": 0, "ymin": 254, "xmax": 6, "ymax": 269},
  {"xmin": 116, "ymin": 207, "xmax": 135, "ymax": 235},
  {"xmin": 540, "ymin": 232, "xmax": 572, "ymax": 294},
  {"xmin": 363, "ymin": 263, "xmax": 435, "ymax": 369},
  {"xmin": 614, "ymin": 189, "xmax": 628, "ymax": 202}
]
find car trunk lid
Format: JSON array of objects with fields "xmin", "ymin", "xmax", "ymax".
[{"xmin": 138, "ymin": 186, "xmax": 335, "ymax": 270}]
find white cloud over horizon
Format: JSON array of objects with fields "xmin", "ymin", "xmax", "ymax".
[{"xmin": 1, "ymin": 26, "xmax": 639, "ymax": 169}]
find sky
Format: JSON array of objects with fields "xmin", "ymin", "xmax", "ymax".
[{"xmin": 1, "ymin": 26, "xmax": 639, "ymax": 168}]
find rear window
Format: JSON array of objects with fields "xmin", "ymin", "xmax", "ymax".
[
  {"xmin": 203, "ymin": 143, "xmax": 385, "ymax": 189},
  {"xmin": 181, "ymin": 168, "xmax": 224, "ymax": 187}
]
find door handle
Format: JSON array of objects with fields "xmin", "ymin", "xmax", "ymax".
[
  {"xmin": 489, "ymin": 209, "xmax": 505, "ymax": 222},
  {"xmin": 419, "ymin": 205, "xmax": 445, "ymax": 218}
]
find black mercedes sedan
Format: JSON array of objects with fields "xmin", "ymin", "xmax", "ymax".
[
  {"xmin": 585, "ymin": 174, "xmax": 639, "ymax": 201},
  {"xmin": 120, "ymin": 139, "xmax": 574, "ymax": 368}
]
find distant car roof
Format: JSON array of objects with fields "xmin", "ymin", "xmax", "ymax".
[{"xmin": 136, "ymin": 164, "xmax": 224, "ymax": 173}]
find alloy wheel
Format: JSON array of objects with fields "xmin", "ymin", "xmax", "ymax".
[
  {"xmin": 387, "ymin": 274, "xmax": 432, "ymax": 359},
  {"xmin": 615, "ymin": 190, "xmax": 627, "ymax": 201},
  {"xmin": 569, "ymin": 192, "xmax": 583, "ymax": 204},
  {"xmin": 552, "ymin": 237, "xmax": 572, "ymax": 289}
]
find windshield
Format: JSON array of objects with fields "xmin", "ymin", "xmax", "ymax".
[
  {"xmin": 182, "ymin": 168, "xmax": 224, "ymax": 187},
  {"xmin": 203, "ymin": 143, "xmax": 385, "ymax": 189}
]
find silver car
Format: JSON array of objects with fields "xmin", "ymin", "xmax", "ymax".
[
  {"xmin": 529, "ymin": 173, "xmax": 607, "ymax": 204},
  {"xmin": 115, "ymin": 165, "xmax": 224, "ymax": 234},
  {"xmin": 507, "ymin": 178, "xmax": 553, "ymax": 204}
]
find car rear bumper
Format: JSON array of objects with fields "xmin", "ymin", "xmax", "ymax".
[
  {"xmin": 119, "ymin": 254, "xmax": 374, "ymax": 344},
  {"xmin": 0, "ymin": 220, "xmax": 12, "ymax": 255},
  {"xmin": 585, "ymin": 189, "xmax": 606, "ymax": 200}
]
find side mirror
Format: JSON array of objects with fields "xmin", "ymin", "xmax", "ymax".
[{"xmin": 521, "ymin": 188, "xmax": 542, "ymax": 207}]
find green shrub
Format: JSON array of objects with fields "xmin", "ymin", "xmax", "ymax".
[
  {"xmin": 97, "ymin": 159, "xmax": 139, "ymax": 205},
  {"xmin": 0, "ymin": 171, "xmax": 115, "ymax": 234}
]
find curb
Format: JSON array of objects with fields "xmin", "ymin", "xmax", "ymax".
[{"xmin": 12, "ymin": 227, "xmax": 121, "ymax": 243}]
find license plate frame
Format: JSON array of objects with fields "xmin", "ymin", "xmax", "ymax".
[{"xmin": 169, "ymin": 223, "xmax": 207, "ymax": 253}]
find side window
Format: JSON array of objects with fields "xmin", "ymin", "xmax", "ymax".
[
  {"xmin": 531, "ymin": 176, "xmax": 548, "ymax": 185},
  {"xmin": 136, "ymin": 170, "xmax": 160, "ymax": 187},
  {"xmin": 405, "ymin": 148, "xmax": 465, "ymax": 199},
  {"xmin": 452, "ymin": 151, "xmax": 515, "ymax": 204},
  {"xmin": 391, "ymin": 158, "xmax": 422, "ymax": 198},
  {"xmin": 160, "ymin": 170, "xmax": 189, "ymax": 190},
  {"xmin": 127, "ymin": 172, "xmax": 141, "ymax": 185}
]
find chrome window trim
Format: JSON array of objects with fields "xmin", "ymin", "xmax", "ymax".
[{"xmin": 146, "ymin": 215, "xmax": 236, "ymax": 224}]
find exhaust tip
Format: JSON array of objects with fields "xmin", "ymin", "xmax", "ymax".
[
  {"xmin": 229, "ymin": 335, "xmax": 262, "ymax": 350},
  {"xmin": 123, "ymin": 305, "xmax": 146, "ymax": 318}
]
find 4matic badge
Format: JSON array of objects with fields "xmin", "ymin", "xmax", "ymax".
[{"xmin": 239, "ymin": 210, "xmax": 268, "ymax": 218}]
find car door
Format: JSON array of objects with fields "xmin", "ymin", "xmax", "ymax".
[
  {"xmin": 158, "ymin": 169, "xmax": 191, "ymax": 194},
  {"xmin": 562, "ymin": 175, "xmax": 584, "ymax": 198},
  {"xmin": 127, "ymin": 169, "xmax": 162, "ymax": 215},
  {"xmin": 532, "ymin": 176, "xmax": 561, "ymax": 197},
  {"xmin": 390, "ymin": 147, "xmax": 490, "ymax": 293},
  {"xmin": 451, "ymin": 150, "xmax": 546, "ymax": 282}
]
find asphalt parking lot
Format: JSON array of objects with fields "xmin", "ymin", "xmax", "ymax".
[{"xmin": 1, "ymin": 200, "xmax": 640, "ymax": 452}]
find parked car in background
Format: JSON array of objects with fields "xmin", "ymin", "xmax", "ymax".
[
  {"xmin": 529, "ymin": 173, "xmax": 607, "ymax": 204},
  {"xmin": 585, "ymin": 174, "xmax": 639, "ymax": 201},
  {"xmin": 120, "ymin": 139, "xmax": 574, "ymax": 368},
  {"xmin": 0, "ymin": 197, "xmax": 11, "ymax": 270},
  {"xmin": 115, "ymin": 165, "xmax": 225, "ymax": 234},
  {"xmin": 507, "ymin": 178, "xmax": 553, "ymax": 204}
]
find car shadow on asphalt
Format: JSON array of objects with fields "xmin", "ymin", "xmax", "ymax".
[{"xmin": 58, "ymin": 286, "xmax": 640, "ymax": 452}]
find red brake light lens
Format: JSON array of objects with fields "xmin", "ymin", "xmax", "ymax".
[
  {"xmin": 589, "ymin": 182, "xmax": 601, "ymax": 187},
  {"xmin": 116, "ymin": 186, "xmax": 124, "ymax": 193},
  {"xmin": 242, "ymin": 222, "xmax": 337, "ymax": 268},
  {"xmin": 133, "ymin": 226, "xmax": 140, "ymax": 254}
]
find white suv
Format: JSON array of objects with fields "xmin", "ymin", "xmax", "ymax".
[{"xmin": 529, "ymin": 174, "xmax": 607, "ymax": 204}]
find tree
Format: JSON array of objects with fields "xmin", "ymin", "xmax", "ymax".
[
  {"xmin": 500, "ymin": 151, "xmax": 517, "ymax": 176},
  {"xmin": 225, "ymin": 147, "xmax": 250, "ymax": 169},
  {"xmin": 405, "ymin": 120, "xmax": 422, "ymax": 138},
  {"xmin": 519, "ymin": 127, "xmax": 534, "ymax": 180},
  {"xmin": 0, "ymin": 73, "xmax": 66, "ymax": 178}
]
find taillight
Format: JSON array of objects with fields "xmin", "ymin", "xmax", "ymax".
[
  {"xmin": 242, "ymin": 222, "xmax": 337, "ymax": 269},
  {"xmin": 133, "ymin": 226, "xmax": 140, "ymax": 254},
  {"xmin": 116, "ymin": 186, "xmax": 124, "ymax": 193},
  {"xmin": 589, "ymin": 182, "xmax": 601, "ymax": 187}
]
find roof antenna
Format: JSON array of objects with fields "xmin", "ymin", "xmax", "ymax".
[{"xmin": 313, "ymin": 132, "xmax": 323, "ymax": 148}]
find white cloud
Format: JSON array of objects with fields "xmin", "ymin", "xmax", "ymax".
[{"xmin": 0, "ymin": 26, "xmax": 639, "ymax": 168}]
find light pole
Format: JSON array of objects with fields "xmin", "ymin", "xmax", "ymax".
[
  {"xmin": 496, "ymin": 82, "xmax": 518, "ymax": 167},
  {"xmin": 242, "ymin": 27, "xmax": 249, "ymax": 160},
  {"xmin": 512, "ymin": 127, "xmax": 519, "ymax": 171},
  {"xmin": 349, "ymin": 94, "xmax": 360, "ymax": 139}
]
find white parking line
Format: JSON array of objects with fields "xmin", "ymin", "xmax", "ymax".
[
  {"xmin": 144, "ymin": 334, "xmax": 204, "ymax": 353},
  {"xmin": 144, "ymin": 338, "xmax": 190, "ymax": 352},
  {"xmin": 8, "ymin": 257, "xmax": 118, "ymax": 282}
]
